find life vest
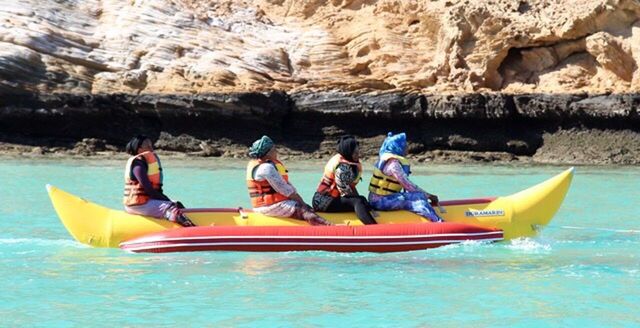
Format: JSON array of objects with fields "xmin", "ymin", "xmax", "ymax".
[
  {"xmin": 316, "ymin": 154, "xmax": 362, "ymax": 198},
  {"xmin": 246, "ymin": 159, "xmax": 290, "ymax": 208},
  {"xmin": 368, "ymin": 153, "xmax": 411, "ymax": 196},
  {"xmin": 123, "ymin": 151, "xmax": 163, "ymax": 206}
]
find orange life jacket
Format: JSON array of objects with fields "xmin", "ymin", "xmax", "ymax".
[
  {"xmin": 246, "ymin": 159, "xmax": 290, "ymax": 208},
  {"xmin": 123, "ymin": 151, "xmax": 163, "ymax": 206},
  {"xmin": 316, "ymin": 154, "xmax": 363, "ymax": 198}
]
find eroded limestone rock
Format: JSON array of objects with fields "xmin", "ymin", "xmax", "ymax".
[
  {"xmin": 586, "ymin": 32, "xmax": 636, "ymax": 81},
  {"xmin": 0, "ymin": 0, "xmax": 638, "ymax": 95}
]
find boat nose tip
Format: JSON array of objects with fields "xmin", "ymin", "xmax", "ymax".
[{"xmin": 45, "ymin": 184, "xmax": 52, "ymax": 192}]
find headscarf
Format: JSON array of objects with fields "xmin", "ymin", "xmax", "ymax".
[
  {"xmin": 125, "ymin": 134, "xmax": 149, "ymax": 155},
  {"xmin": 248, "ymin": 135, "xmax": 274, "ymax": 159},
  {"xmin": 337, "ymin": 135, "xmax": 359, "ymax": 162},
  {"xmin": 378, "ymin": 132, "xmax": 407, "ymax": 157}
]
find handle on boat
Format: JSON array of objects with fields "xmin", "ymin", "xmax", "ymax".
[
  {"xmin": 238, "ymin": 207, "xmax": 248, "ymax": 219},
  {"xmin": 427, "ymin": 193, "xmax": 446, "ymax": 214}
]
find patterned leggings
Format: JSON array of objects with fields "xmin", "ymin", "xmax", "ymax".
[
  {"xmin": 125, "ymin": 200, "xmax": 193, "ymax": 226},
  {"xmin": 293, "ymin": 204, "xmax": 332, "ymax": 226},
  {"xmin": 369, "ymin": 192, "xmax": 442, "ymax": 222},
  {"xmin": 255, "ymin": 200, "xmax": 331, "ymax": 226}
]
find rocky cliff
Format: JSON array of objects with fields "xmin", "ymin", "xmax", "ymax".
[{"xmin": 1, "ymin": 0, "xmax": 639, "ymax": 164}]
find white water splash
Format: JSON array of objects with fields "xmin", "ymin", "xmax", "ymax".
[
  {"xmin": 434, "ymin": 239, "xmax": 495, "ymax": 252},
  {"xmin": 0, "ymin": 238, "xmax": 84, "ymax": 248},
  {"xmin": 506, "ymin": 238, "xmax": 551, "ymax": 253}
]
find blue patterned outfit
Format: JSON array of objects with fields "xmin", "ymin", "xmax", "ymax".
[{"xmin": 368, "ymin": 133, "xmax": 442, "ymax": 222}]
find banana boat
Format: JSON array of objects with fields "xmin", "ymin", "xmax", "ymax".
[{"xmin": 47, "ymin": 168, "xmax": 573, "ymax": 251}]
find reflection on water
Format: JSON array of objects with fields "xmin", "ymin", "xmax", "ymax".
[{"xmin": 235, "ymin": 255, "xmax": 283, "ymax": 276}]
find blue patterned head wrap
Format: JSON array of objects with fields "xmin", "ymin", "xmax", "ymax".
[{"xmin": 378, "ymin": 132, "xmax": 407, "ymax": 157}]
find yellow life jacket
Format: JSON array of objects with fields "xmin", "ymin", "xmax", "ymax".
[
  {"xmin": 316, "ymin": 154, "xmax": 362, "ymax": 198},
  {"xmin": 246, "ymin": 159, "xmax": 290, "ymax": 208},
  {"xmin": 368, "ymin": 153, "xmax": 410, "ymax": 196},
  {"xmin": 123, "ymin": 151, "xmax": 163, "ymax": 206}
]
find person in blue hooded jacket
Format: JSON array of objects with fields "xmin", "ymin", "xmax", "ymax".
[{"xmin": 367, "ymin": 132, "xmax": 443, "ymax": 222}]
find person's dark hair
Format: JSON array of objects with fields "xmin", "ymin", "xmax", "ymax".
[
  {"xmin": 125, "ymin": 135, "xmax": 149, "ymax": 155},
  {"xmin": 337, "ymin": 135, "xmax": 359, "ymax": 162}
]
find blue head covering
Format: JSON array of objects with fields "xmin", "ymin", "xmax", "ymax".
[
  {"xmin": 378, "ymin": 132, "xmax": 407, "ymax": 157},
  {"xmin": 375, "ymin": 132, "xmax": 410, "ymax": 175}
]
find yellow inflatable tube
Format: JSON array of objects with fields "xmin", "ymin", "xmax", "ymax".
[{"xmin": 47, "ymin": 168, "xmax": 574, "ymax": 248}]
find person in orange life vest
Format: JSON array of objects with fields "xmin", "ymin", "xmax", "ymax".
[
  {"xmin": 246, "ymin": 135, "xmax": 331, "ymax": 226},
  {"xmin": 123, "ymin": 135, "xmax": 195, "ymax": 227},
  {"xmin": 312, "ymin": 135, "xmax": 377, "ymax": 225}
]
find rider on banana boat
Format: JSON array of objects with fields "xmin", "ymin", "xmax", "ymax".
[
  {"xmin": 312, "ymin": 135, "xmax": 377, "ymax": 225},
  {"xmin": 123, "ymin": 135, "xmax": 195, "ymax": 227},
  {"xmin": 247, "ymin": 135, "xmax": 331, "ymax": 226},
  {"xmin": 368, "ymin": 132, "xmax": 443, "ymax": 222}
]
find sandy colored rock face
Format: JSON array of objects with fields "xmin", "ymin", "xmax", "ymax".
[{"xmin": 1, "ymin": 0, "xmax": 640, "ymax": 95}]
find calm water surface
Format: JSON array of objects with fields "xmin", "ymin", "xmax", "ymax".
[{"xmin": 1, "ymin": 159, "xmax": 638, "ymax": 327}]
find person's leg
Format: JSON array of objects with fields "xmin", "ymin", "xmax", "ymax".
[
  {"xmin": 342, "ymin": 196, "xmax": 377, "ymax": 225},
  {"xmin": 292, "ymin": 203, "xmax": 332, "ymax": 226},
  {"xmin": 126, "ymin": 200, "xmax": 194, "ymax": 226},
  {"xmin": 369, "ymin": 193, "xmax": 407, "ymax": 211},
  {"xmin": 314, "ymin": 194, "xmax": 349, "ymax": 213},
  {"xmin": 256, "ymin": 200, "xmax": 329, "ymax": 226},
  {"xmin": 125, "ymin": 199, "xmax": 171, "ymax": 218},
  {"xmin": 323, "ymin": 197, "xmax": 353, "ymax": 212},
  {"xmin": 158, "ymin": 202, "xmax": 195, "ymax": 226},
  {"xmin": 401, "ymin": 192, "xmax": 442, "ymax": 222},
  {"xmin": 318, "ymin": 196, "xmax": 376, "ymax": 225},
  {"xmin": 312, "ymin": 192, "xmax": 335, "ymax": 212}
]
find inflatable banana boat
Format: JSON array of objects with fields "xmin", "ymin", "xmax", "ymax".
[
  {"xmin": 47, "ymin": 168, "xmax": 573, "ymax": 252},
  {"xmin": 120, "ymin": 223, "xmax": 504, "ymax": 253}
]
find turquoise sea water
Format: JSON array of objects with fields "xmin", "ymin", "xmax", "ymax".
[{"xmin": 1, "ymin": 159, "xmax": 638, "ymax": 327}]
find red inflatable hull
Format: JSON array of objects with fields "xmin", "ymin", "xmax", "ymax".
[{"xmin": 120, "ymin": 223, "xmax": 503, "ymax": 253}]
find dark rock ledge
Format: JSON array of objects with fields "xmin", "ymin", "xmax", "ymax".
[{"xmin": 0, "ymin": 91, "xmax": 638, "ymax": 164}]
